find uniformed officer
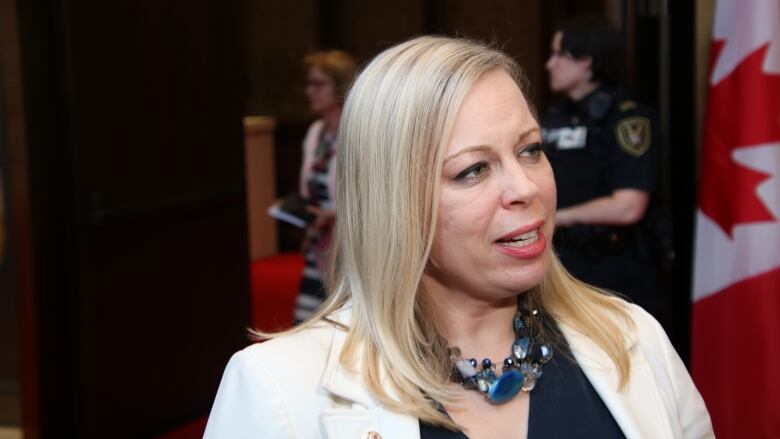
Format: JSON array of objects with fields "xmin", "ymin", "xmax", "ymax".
[{"xmin": 542, "ymin": 15, "xmax": 663, "ymax": 321}]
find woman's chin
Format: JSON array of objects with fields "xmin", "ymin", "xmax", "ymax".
[{"xmin": 500, "ymin": 262, "xmax": 548, "ymax": 294}]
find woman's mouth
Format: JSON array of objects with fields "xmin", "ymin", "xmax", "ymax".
[
  {"xmin": 493, "ymin": 226, "xmax": 547, "ymax": 259},
  {"xmin": 496, "ymin": 229, "xmax": 540, "ymax": 248}
]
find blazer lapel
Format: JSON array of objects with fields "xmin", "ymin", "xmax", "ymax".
[
  {"xmin": 559, "ymin": 321, "xmax": 675, "ymax": 438},
  {"xmin": 320, "ymin": 407, "xmax": 420, "ymax": 439},
  {"xmin": 316, "ymin": 307, "xmax": 678, "ymax": 438},
  {"xmin": 319, "ymin": 307, "xmax": 420, "ymax": 439}
]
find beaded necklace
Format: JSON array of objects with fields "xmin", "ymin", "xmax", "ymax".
[{"xmin": 449, "ymin": 302, "xmax": 553, "ymax": 404}]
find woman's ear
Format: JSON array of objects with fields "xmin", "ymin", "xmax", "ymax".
[
  {"xmin": 581, "ymin": 56, "xmax": 594, "ymax": 72},
  {"xmin": 578, "ymin": 56, "xmax": 595, "ymax": 82}
]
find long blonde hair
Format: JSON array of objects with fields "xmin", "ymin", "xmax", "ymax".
[{"xmin": 267, "ymin": 36, "xmax": 634, "ymax": 429}]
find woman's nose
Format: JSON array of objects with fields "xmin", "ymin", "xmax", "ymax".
[
  {"xmin": 500, "ymin": 164, "xmax": 539, "ymax": 208},
  {"xmin": 545, "ymin": 55, "xmax": 555, "ymax": 71}
]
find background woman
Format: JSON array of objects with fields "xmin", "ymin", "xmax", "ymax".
[
  {"xmin": 206, "ymin": 36, "xmax": 712, "ymax": 438},
  {"xmin": 295, "ymin": 50, "xmax": 356, "ymax": 322}
]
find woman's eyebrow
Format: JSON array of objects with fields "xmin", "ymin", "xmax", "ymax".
[
  {"xmin": 518, "ymin": 127, "xmax": 541, "ymax": 142},
  {"xmin": 443, "ymin": 127, "xmax": 541, "ymax": 164},
  {"xmin": 443, "ymin": 145, "xmax": 492, "ymax": 164}
]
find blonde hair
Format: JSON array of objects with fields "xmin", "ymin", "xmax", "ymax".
[{"xmin": 268, "ymin": 36, "xmax": 633, "ymax": 429}]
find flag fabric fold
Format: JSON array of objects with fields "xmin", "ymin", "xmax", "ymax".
[{"xmin": 692, "ymin": 0, "xmax": 780, "ymax": 437}]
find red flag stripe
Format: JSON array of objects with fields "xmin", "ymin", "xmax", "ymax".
[{"xmin": 691, "ymin": 267, "xmax": 780, "ymax": 438}]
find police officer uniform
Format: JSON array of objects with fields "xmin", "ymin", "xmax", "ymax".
[{"xmin": 543, "ymin": 86, "xmax": 662, "ymax": 320}]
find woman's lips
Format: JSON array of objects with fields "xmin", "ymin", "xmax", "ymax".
[
  {"xmin": 493, "ymin": 228, "xmax": 547, "ymax": 259},
  {"xmin": 494, "ymin": 220, "xmax": 546, "ymax": 242}
]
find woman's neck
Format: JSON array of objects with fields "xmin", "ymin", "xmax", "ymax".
[
  {"xmin": 321, "ymin": 106, "xmax": 341, "ymax": 135},
  {"xmin": 568, "ymin": 80, "xmax": 600, "ymax": 102},
  {"xmin": 421, "ymin": 278, "xmax": 519, "ymax": 361}
]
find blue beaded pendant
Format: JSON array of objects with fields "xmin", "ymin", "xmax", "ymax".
[
  {"xmin": 449, "ymin": 303, "xmax": 553, "ymax": 405},
  {"xmin": 487, "ymin": 370, "xmax": 525, "ymax": 404}
]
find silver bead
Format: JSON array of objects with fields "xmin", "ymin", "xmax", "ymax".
[{"xmin": 455, "ymin": 359, "xmax": 478, "ymax": 378}]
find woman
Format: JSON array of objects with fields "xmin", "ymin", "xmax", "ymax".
[
  {"xmin": 206, "ymin": 36, "xmax": 713, "ymax": 438},
  {"xmin": 295, "ymin": 50, "xmax": 356, "ymax": 322}
]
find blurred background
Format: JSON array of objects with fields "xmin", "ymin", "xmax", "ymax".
[{"xmin": 0, "ymin": 0, "xmax": 719, "ymax": 437}]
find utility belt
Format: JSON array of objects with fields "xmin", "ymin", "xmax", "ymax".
[{"xmin": 553, "ymin": 224, "xmax": 649, "ymax": 262}]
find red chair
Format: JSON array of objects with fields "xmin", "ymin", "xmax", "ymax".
[{"xmin": 249, "ymin": 252, "xmax": 303, "ymax": 332}]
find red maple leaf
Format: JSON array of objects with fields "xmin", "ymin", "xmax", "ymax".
[{"xmin": 699, "ymin": 41, "xmax": 780, "ymax": 236}]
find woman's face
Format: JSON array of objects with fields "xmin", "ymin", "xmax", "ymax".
[
  {"xmin": 305, "ymin": 67, "xmax": 338, "ymax": 114},
  {"xmin": 545, "ymin": 31, "xmax": 593, "ymax": 94},
  {"xmin": 425, "ymin": 70, "xmax": 556, "ymax": 301}
]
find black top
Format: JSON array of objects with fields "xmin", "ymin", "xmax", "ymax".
[
  {"xmin": 540, "ymin": 87, "xmax": 663, "ymax": 318},
  {"xmin": 541, "ymin": 86, "xmax": 658, "ymax": 210},
  {"xmin": 420, "ymin": 322, "xmax": 625, "ymax": 439}
]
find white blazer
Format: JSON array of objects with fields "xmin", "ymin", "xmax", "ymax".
[{"xmin": 204, "ymin": 303, "xmax": 714, "ymax": 439}]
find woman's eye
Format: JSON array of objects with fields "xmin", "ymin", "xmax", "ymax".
[
  {"xmin": 454, "ymin": 162, "xmax": 489, "ymax": 182},
  {"xmin": 520, "ymin": 142, "xmax": 543, "ymax": 160}
]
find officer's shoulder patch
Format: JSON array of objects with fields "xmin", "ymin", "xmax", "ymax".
[
  {"xmin": 615, "ymin": 116, "xmax": 651, "ymax": 156},
  {"xmin": 618, "ymin": 100, "xmax": 637, "ymax": 112}
]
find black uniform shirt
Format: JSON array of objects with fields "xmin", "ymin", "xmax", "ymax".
[{"xmin": 542, "ymin": 87, "xmax": 658, "ymax": 210}]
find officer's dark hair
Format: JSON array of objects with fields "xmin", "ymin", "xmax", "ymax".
[{"xmin": 557, "ymin": 14, "xmax": 624, "ymax": 86}]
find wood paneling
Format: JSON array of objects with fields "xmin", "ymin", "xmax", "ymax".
[
  {"xmin": 1, "ymin": 0, "xmax": 39, "ymax": 435},
  {"xmin": 11, "ymin": 0, "xmax": 251, "ymax": 436},
  {"xmin": 439, "ymin": 0, "xmax": 545, "ymax": 108},
  {"xmin": 244, "ymin": 116, "xmax": 278, "ymax": 259},
  {"xmin": 0, "ymin": 0, "xmax": 21, "ymax": 425}
]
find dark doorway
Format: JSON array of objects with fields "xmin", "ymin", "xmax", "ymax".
[{"xmin": 8, "ymin": 0, "xmax": 252, "ymax": 437}]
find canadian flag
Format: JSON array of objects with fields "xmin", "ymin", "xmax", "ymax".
[{"xmin": 692, "ymin": 0, "xmax": 780, "ymax": 437}]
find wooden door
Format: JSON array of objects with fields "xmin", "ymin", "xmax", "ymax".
[{"xmin": 11, "ymin": 0, "xmax": 251, "ymax": 437}]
